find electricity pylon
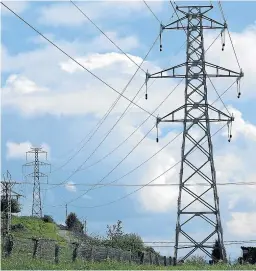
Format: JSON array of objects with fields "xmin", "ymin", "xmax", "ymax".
[
  {"xmin": 23, "ymin": 147, "xmax": 51, "ymax": 218},
  {"xmin": 1, "ymin": 170, "xmax": 23, "ymax": 235},
  {"xmin": 145, "ymin": 4, "xmax": 243, "ymax": 262}
]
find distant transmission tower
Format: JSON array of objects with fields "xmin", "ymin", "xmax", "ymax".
[
  {"xmin": 146, "ymin": 4, "xmax": 243, "ymax": 262},
  {"xmin": 1, "ymin": 170, "xmax": 23, "ymax": 235},
  {"xmin": 23, "ymin": 147, "xmax": 51, "ymax": 218}
]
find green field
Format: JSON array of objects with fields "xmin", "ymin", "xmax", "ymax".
[
  {"xmin": 11, "ymin": 216, "xmax": 66, "ymax": 244},
  {"xmin": 2, "ymin": 257, "xmax": 256, "ymax": 270},
  {"xmin": 3, "ymin": 216, "xmax": 255, "ymax": 270}
]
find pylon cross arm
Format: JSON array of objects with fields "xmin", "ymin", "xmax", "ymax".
[
  {"xmin": 157, "ymin": 103, "xmax": 233, "ymax": 123},
  {"xmin": 147, "ymin": 62, "xmax": 242, "ymax": 79}
]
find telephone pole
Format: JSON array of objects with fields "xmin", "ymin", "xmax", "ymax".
[
  {"xmin": 1, "ymin": 170, "xmax": 23, "ymax": 235},
  {"xmin": 146, "ymin": 4, "xmax": 243, "ymax": 262},
  {"xmin": 23, "ymin": 147, "xmax": 51, "ymax": 218}
]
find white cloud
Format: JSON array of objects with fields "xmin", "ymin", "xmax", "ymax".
[
  {"xmin": 65, "ymin": 181, "xmax": 77, "ymax": 193},
  {"xmin": 227, "ymin": 212, "xmax": 256, "ymax": 237},
  {"xmin": 1, "ymin": 1, "xmax": 29, "ymax": 16},
  {"xmin": 37, "ymin": 1, "xmax": 164, "ymax": 27},
  {"xmin": 6, "ymin": 141, "xmax": 50, "ymax": 160},
  {"xmin": 4, "ymin": 74, "xmax": 48, "ymax": 95},
  {"xmin": 59, "ymin": 52, "xmax": 143, "ymax": 73}
]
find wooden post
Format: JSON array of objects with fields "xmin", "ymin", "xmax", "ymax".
[
  {"xmin": 156, "ymin": 254, "xmax": 160, "ymax": 266},
  {"xmin": 32, "ymin": 238, "xmax": 39, "ymax": 259},
  {"xmin": 4, "ymin": 235, "xmax": 14, "ymax": 257},
  {"xmin": 90, "ymin": 245, "xmax": 94, "ymax": 262},
  {"xmin": 169, "ymin": 256, "xmax": 172, "ymax": 266},
  {"xmin": 118, "ymin": 249, "xmax": 122, "ymax": 262},
  {"xmin": 173, "ymin": 257, "xmax": 177, "ymax": 266},
  {"xmin": 129, "ymin": 249, "xmax": 132, "ymax": 264},
  {"xmin": 149, "ymin": 252, "xmax": 152, "ymax": 265},
  {"xmin": 105, "ymin": 246, "xmax": 109, "ymax": 260},
  {"xmin": 54, "ymin": 244, "xmax": 59, "ymax": 264},
  {"xmin": 139, "ymin": 252, "xmax": 144, "ymax": 265},
  {"xmin": 164, "ymin": 256, "xmax": 167, "ymax": 266},
  {"xmin": 72, "ymin": 243, "xmax": 79, "ymax": 262}
]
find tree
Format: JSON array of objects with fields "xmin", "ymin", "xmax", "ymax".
[
  {"xmin": 42, "ymin": 215, "xmax": 54, "ymax": 223},
  {"xmin": 65, "ymin": 212, "xmax": 83, "ymax": 233},
  {"xmin": 1, "ymin": 198, "xmax": 21, "ymax": 213},
  {"xmin": 107, "ymin": 220, "xmax": 123, "ymax": 240},
  {"xmin": 212, "ymin": 240, "xmax": 223, "ymax": 262}
]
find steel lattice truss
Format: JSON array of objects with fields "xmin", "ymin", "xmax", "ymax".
[
  {"xmin": 23, "ymin": 148, "xmax": 50, "ymax": 218},
  {"xmin": 146, "ymin": 5, "xmax": 243, "ymax": 262},
  {"xmin": 1, "ymin": 171, "xmax": 22, "ymax": 235}
]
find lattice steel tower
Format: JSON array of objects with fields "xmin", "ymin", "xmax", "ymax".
[
  {"xmin": 146, "ymin": 4, "xmax": 243, "ymax": 262},
  {"xmin": 23, "ymin": 148, "xmax": 50, "ymax": 217}
]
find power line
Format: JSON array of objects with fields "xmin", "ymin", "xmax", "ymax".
[
  {"xmin": 143, "ymin": 0, "xmax": 161, "ymax": 24},
  {"xmin": 47, "ymin": 77, "xmax": 239, "ymax": 209},
  {"xmin": 67, "ymin": 124, "xmax": 227, "ymax": 209},
  {"xmin": 52, "ymin": 17, "xmax": 223, "ymax": 179},
  {"xmin": 0, "ymin": 2, "xmax": 154, "ymax": 118},
  {"xmin": 70, "ymin": 0, "xmax": 147, "ymax": 74},
  {"xmin": 2, "ymin": 0, "xmax": 160, "ymax": 174},
  {"xmin": 47, "ymin": 33, "xmax": 160, "ymax": 189},
  {"xmin": 218, "ymin": 1, "xmax": 241, "ymax": 70}
]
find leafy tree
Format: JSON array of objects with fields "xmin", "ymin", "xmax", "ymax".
[
  {"xmin": 42, "ymin": 215, "xmax": 54, "ymax": 223},
  {"xmin": 1, "ymin": 198, "xmax": 21, "ymax": 213},
  {"xmin": 107, "ymin": 220, "xmax": 123, "ymax": 240},
  {"xmin": 65, "ymin": 212, "xmax": 83, "ymax": 233},
  {"xmin": 212, "ymin": 240, "xmax": 223, "ymax": 262}
]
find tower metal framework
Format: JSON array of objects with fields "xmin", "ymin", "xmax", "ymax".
[
  {"xmin": 146, "ymin": 4, "xmax": 243, "ymax": 262},
  {"xmin": 23, "ymin": 148, "xmax": 50, "ymax": 218},
  {"xmin": 1, "ymin": 170, "xmax": 22, "ymax": 235}
]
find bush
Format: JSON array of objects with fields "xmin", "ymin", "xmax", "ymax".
[
  {"xmin": 1, "ymin": 199, "xmax": 21, "ymax": 213},
  {"xmin": 42, "ymin": 215, "xmax": 54, "ymax": 223},
  {"xmin": 11, "ymin": 223, "xmax": 25, "ymax": 231},
  {"xmin": 65, "ymin": 212, "xmax": 83, "ymax": 233}
]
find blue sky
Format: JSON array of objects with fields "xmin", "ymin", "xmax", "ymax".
[{"xmin": 1, "ymin": 0, "xmax": 256, "ymax": 260}]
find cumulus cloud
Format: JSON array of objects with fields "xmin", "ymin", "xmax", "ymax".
[
  {"xmin": 227, "ymin": 212, "xmax": 256, "ymax": 237},
  {"xmin": 6, "ymin": 141, "xmax": 50, "ymax": 160},
  {"xmin": 37, "ymin": 1, "xmax": 164, "ymax": 27},
  {"xmin": 1, "ymin": 1, "xmax": 29, "ymax": 16},
  {"xmin": 3, "ymin": 74, "xmax": 48, "ymax": 94}
]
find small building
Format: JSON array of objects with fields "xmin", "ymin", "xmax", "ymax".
[{"xmin": 240, "ymin": 246, "xmax": 256, "ymax": 264}]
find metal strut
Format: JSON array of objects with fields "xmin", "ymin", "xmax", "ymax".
[{"xmin": 145, "ymin": 4, "xmax": 243, "ymax": 262}]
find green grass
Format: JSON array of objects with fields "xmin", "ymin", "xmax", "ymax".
[
  {"xmin": 2, "ymin": 257, "xmax": 256, "ymax": 270},
  {"xmin": 11, "ymin": 216, "xmax": 66, "ymax": 245}
]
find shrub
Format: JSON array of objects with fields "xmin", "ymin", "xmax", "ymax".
[
  {"xmin": 42, "ymin": 215, "xmax": 54, "ymax": 223},
  {"xmin": 11, "ymin": 223, "xmax": 25, "ymax": 231}
]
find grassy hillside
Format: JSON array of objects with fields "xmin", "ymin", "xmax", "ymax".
[{"xmin": 11, "ymin": 216, "xmax": 66, "ymax": 244}]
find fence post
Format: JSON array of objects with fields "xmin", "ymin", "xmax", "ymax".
[
  {"xmin": 54, "ymin": 243, "xmax": 59, "ymax": 264},
  {"xmin": 129, "ymin": 250, "xmax": 132, "ymax": 264},
  {"xmin": 72, "ymin": 242, "xmax": 79, "ymax": 262},
  {"xmin": 118, "ymin": 249, "xmax": 122, "ymax": 262},
  {"xmin": 32, "ymin": 238, "xmax": 39, "ymax": 259},
  {"xmin": 169, "ymin": 256, "xmax": 172, "ymax": 266},
  {"xmin": 4, "ymin": 234, "xmax": 14, "ymax": 257},
  {"xmin": 149, "ymin": 252, "xmax": 152, "ymax": 265},
  {"xmin": 105, "ymin": 246, "xmax": 109, "ymax": 260},
  {"xmin": 173, "ymin": 257, "xmax": 177, "ymax": 266},
  {"xmin": 164, "ymin": 256, "xmax": 167, "ymax": 266},
  {"xmin": 140, "ymin": 252, "xmax": 144, "ymax": 265},
  {"xmin": 156, "ymin": 254, "xmax": 160, "ymax": 266},
  {"xmin": 90, "ymin": 245, "xmax": 94, "ymax": 263}
]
